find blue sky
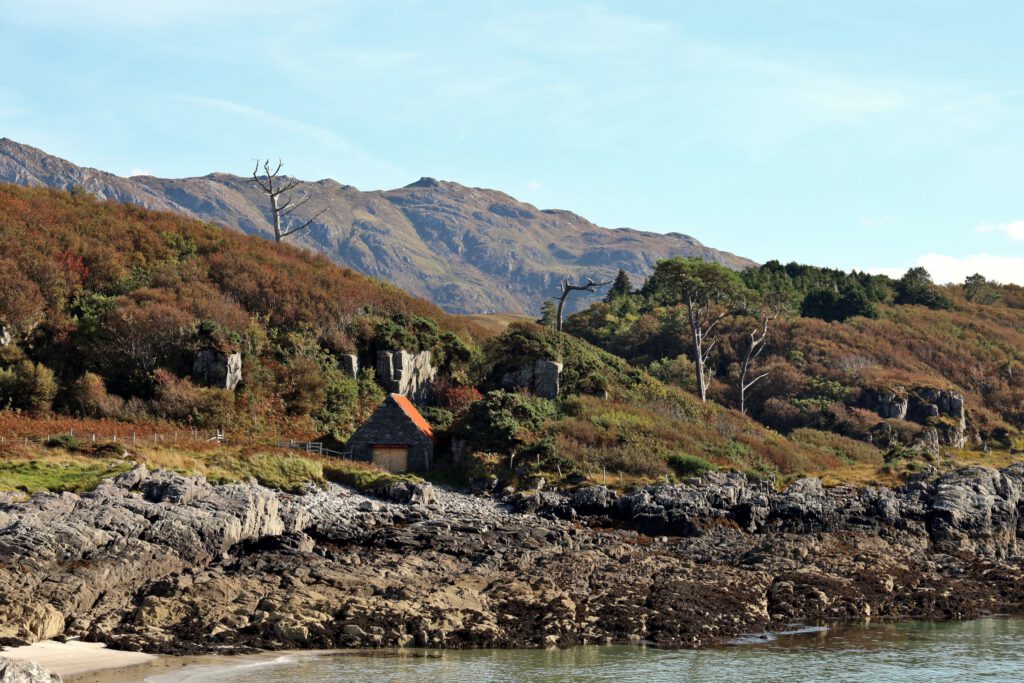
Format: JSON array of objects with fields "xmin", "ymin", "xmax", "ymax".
[{"xmin": 2, "ymin": 0, "xmax": 1024, "ymax": 283}]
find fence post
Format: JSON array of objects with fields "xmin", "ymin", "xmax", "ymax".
[{"xmin": 132, "ymin": 432, "xmax": 136, "ymax": 445}]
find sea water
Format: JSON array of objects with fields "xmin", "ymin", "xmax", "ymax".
[{"xmin": 146, "ymin": 617, "xmax": 1024, "ymax": 683}]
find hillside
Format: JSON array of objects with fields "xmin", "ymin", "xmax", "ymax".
[
  {"xmin": 0, "ymin": 183, "xmax": 896, "ymax": 489},
  {"xmin": 0, "ymin": 184, "xmax": 482, "ymax": 440},
  {"xmin": 565, "ymin": 259, "xmax": 1024, "ymax": 459},
  {"xmin": 0, "ymin": 138, "xmax": 753, "ymax": 315}
]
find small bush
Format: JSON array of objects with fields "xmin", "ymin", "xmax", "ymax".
[
  {"xmin": 668, "ymin": 453, "xmax": 714, "ymax": 477},
  {"xmin": 44, "ymin": 434, "xmax": 80, "ymax": 450},
  {"xmin": 67, "ymin": 372, "xmax": 125, "ymax": 418}
]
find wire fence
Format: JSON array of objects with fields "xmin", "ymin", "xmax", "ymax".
[
  {"xmin": 0, "ymin": 429, "xmax": 357, "ymax": 462},
  {"xmin": 0, "ymin": 428, "xmax": 228, "ymax": 449}
]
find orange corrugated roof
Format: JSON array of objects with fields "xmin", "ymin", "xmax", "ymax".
[{"xmin": 390, "ymin": 393, "xmax": 435, "ymax": 441}]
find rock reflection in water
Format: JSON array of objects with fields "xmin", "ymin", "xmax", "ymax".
[{"xmin": 157, "ymin": 617, "xmax": 1024, "ymax": 683}]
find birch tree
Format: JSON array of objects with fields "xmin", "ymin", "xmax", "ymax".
[{"xmin": 737, "ymin": 309, "xmax": 773, "ymax": 415}]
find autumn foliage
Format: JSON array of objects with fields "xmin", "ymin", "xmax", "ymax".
[{"xmin": 0, "ymin": 184, "xmax": 482, "ymax": 437}]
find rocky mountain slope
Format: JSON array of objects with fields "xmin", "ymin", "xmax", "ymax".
[
  {"xmin": 0, "ymin": 138, "xmax": 752, "ymax": 314},
  {"xmin": 1, "ymin": 466, "xmax": 1022, "ymax": 654}
]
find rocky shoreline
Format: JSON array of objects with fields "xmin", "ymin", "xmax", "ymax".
[{"xmin": 1, "ymin": 465, "xmax": 1023, "ymax": 656}]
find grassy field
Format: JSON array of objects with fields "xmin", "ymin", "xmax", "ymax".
[
  {"xmin": 0, "ymin": 436, "xmax": 419, "ymax": 496},
  {"xmin": 461, "ymin": 313, "xmax": 535, "ymax": 334}
]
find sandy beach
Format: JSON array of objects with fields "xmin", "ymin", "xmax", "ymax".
[
  {"xmin": 1, "ymin": 641, "xmax": 331, "ymax": 683},
  {"xmin": 1, "ymin": 640, "xmax": 158, "ymax": 680}
]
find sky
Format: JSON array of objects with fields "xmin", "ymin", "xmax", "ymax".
[{"xmin": 2, "ymin": 0, "xmax": 1023, "ymax": 284}]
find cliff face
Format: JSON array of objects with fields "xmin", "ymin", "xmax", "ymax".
[
  {"xmin": 0, "ymin": 138, "xmax": 753, "ymax": 314},
  {"xmin": 1, "ymin": 466, "xmax": 1024, "ymax": 655}
]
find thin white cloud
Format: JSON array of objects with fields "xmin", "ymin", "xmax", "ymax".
[
  {"xmin": 861, "ymin": 216, "xmax": 896, "ymax": 229},
  {"xmin": 177, "ymin": 95, "xmax": 406, "ymax": 178},
  {"xmin": 974, "ymin": 220, "xmax": 1024, "ymax": 241},
  {"xmin": 870, "ymin": 254, "xmax": 1024, "ymax": 286},
  {"xmin": 129, "ymin": 169, "xmax": 153, "ymax": 177},
  {"xmin": 526, "ymin": 181, "xmax": 542, "ymax": 191}
]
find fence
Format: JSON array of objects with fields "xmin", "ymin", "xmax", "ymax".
[
  {"xmin": 0, "ymin": 428, "xmax": 228, "ymax": 449},
  {"xmin": 1, "ymin": 429, "xmax": 358, "ymax": 462},
  {"xmin": 279, "ymin": 439, "xmax": 352, "ymax": 459}
]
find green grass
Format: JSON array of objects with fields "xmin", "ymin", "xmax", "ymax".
[
  {"xmin": 0, "ymin": 458, "xmax": 133, "ymax": 494},
  {"xmin": 322, "ymin": 459, "xmax": 421, "ymax": 491},
  {"xmin": 205, "ymin": 452, "xmax": 327, "ymax": 493},
  {"xmin": 668, "ymin": 453, "xmax": 715, "ymax": 477}
]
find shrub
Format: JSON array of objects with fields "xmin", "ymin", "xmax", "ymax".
[
  {"xmin": 151, "ymin": 369, "xmax": 234, "ymax": 427},
  {"xmin": 44, "ymin": 434, "xmax": 80, "ymax": 450},
  {"xmin": 421, "ymin": 406, "xmax": 454, "ymax": 432},
  {"xmin": 668, "ymin": 453, "xmax": 715, "ymax": 477},
  {"xmin": 457, "ymin": 390, "xmax": 557, "ymax": 454},
  {"xmin": 67, "ymin": 372, "xmax": 125, "ymax": 418},
  {"xmin": 0, "ymin": 361, "xmax": 57, "ymax": 412}
]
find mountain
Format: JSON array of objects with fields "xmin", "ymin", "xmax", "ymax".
[{"xmin": 0, "ymin": 138, "xmax": 753, "ymax": 314}]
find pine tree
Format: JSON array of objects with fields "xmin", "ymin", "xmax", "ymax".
[
  {"xmin": 605, "ymin": 269, "xmax": 632, "ymax": 302},
  {"xmin": 538, "ymin": 300, "xmax": 558, "ymax": 328}
]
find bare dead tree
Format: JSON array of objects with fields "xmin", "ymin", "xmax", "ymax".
[
  {"xmin": 737, "ymin": 309, "xmax": 777, "ymax": 415},
  {"xmin": 556, "ymin": 276, "xmax": 613, "ymax": 332},
  {"xmin": 250, "ymin": 159, "xmax": 327, "ymax": 242}
]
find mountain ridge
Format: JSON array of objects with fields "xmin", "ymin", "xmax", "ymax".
[{"xmin": 0, "ymin": 137, "xmax": 754, "ymax": 314}]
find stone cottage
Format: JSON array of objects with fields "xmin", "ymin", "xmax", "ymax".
[{"xmin": 345, "ymin": 394, "xmax": 435, "ymax": 472}]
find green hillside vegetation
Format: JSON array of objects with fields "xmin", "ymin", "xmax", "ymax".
[
  {"xmin": 455, "ymin": 322, "xmax": 886, "ymax": 485},
  {"xmin": 566, "ymin": 258, "xmax": 1024, "ymax": 456}
]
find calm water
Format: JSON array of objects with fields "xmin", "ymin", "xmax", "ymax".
[{"xmin": 147, "ymin": 618, "xmax": 1024, "ymax": 683}]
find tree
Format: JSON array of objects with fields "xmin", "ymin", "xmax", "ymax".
[
  {"xmin": 646, "ymin": 258, "xmax": 746, "ymax": 402},
  {"xmin": 737, "ymin": 301, "xmax": 782, "ymax": 413},
  {"xmin": 555, "ymin": 276, "xmax": 612, "ymax": 333},
  {"xmin": 800, "ymin": 283, "xmax": 877, "ymax": 322},
  {"xmin": 605, "ymin": 269, "xmax": 632, "ymax": 302},
  {"xmin": 250, "ymin": 159, "xmax": 327, "ymax": 242},
  {"xmin": 894, "ymin": 267, "xmax": 951, "ymax": 310},
  {"xmin": 537, "ymin": 300, "xmax": 558, "ymax": 328},
  {"xmin": 963, "ymin": 273, "xmax": 1001, "ymax": 305}
]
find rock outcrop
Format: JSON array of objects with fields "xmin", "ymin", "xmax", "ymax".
[
  {"xmin": 339, "ymin": 354, "xmax": 359, "ymax": 380},
  {"xmin": 0, "ymin": 658, "xmax": 61, "ymax": 683},
  {"xmin": 2, "ymin": 466, "xmax": 1024, "ymax": 654},
  {"xmin": 864, "ymin": 386, "xmax": 968, "ymax": 448},
  {"xmin": 192, "ymin": 351, "xmax": 242, "ymax": 391},
  {"xmin": 500, "ymin": 359, "xmax": 563, "ymax": 399},
  {"xmin": 376, "ymin": 350, "xmax": 435, "ymax": 403},
  {"xmin": 0, "ymin": 325, "xmax": 10, "ymax": 348}
]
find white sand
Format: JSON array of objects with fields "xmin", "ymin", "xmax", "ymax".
[{"xmin": 1, "ymin": 640, "xmax": 156, "ymax": 677}]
